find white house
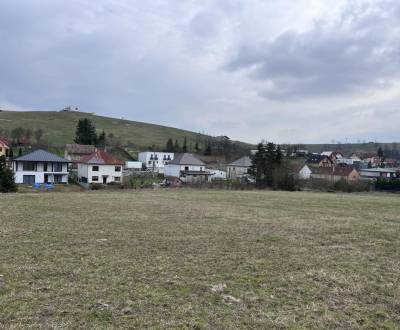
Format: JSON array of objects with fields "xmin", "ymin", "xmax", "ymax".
[
  {"xmin": 77, "ymin": 149, "xmax": 123, "ymax": 187},
  {"xmin": 12, "ymin": 149, "xmax": 69, "ymax": 184},
  {"xmin": 164, "ymin": 153, "xmax": 208, "ymax": 183},
  {"xmin": 227, "ymin": 156, "xmax": 252, "ymax": 180},
  {"xmin": 207, "ymin": 169, "xmax": 227, "ymax": 181},
  {"xmin": 125, "ymin": 161, "xmax": 143, "ymax": 170},
  {"xmin": 138, "ymin": 151, "xmax": 174, "ymax": 173},
  {"xmin": 291, "ymin": 164, "xmax": 312, "ymax": 180}
]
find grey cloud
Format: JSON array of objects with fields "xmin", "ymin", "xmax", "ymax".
[{"xmin": 226, "ymin": 1, "xmax": 400, "ymax": 100}]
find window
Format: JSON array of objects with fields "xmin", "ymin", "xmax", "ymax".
[
  {"xmin": 185, "ymin": 166, "xmax": 189, "ymax": 171},
  {"xmin": 114, "ymin": 176, "xmax": 121, "ymax": 182},
  {"xmin": 92, "ymin": 166, "xmax": 99, "ymax": 171},
  {"xmin": 92, "ymin": 176, "xmax": 99, "ymax": 182},
  {"xmin": 148, "ymin": 161, "xmax": 152, "ymax": 165},
  {"xmin": 115, "ymin": 166, "xmax": 121, "ymax": 172},
  {"xmin": 0, "ymin": 147, "xmax": 2, "ymax": 152},
  {"xmin": 23, "ymin": 175, "xmax": 35, "ymax": 184},
  {"xmin": 23, "ymin": 162, "xmax": 35, "ymax": 171},
  {"xmin": 81, "ymin": 177, "xmax": 88, "ymax": 183},
  {"xmin": 54, "ymin": 163, "xmax": 63, "ymax": 172},
  {"xmin": 43, "ymin": 163, "xmax": 48, "ymax": 171}
]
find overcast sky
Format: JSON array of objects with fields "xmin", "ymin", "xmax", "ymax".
[{"xmin": 1, "ymin": 0, "xmax": 399, "ymax": 144}]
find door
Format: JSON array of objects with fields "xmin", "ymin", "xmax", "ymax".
[
  {"xmin": 23, "ymin": 175, "xmax": 35, "ymax": 185},
  {"xmin": 102, "ymin": 176, "xmax": 107, "ymax": 184}
]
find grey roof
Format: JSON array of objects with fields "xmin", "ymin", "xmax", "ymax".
[
  {"xmin": 228, "ymin": 156, "xmax": 252, "ymax": 167},
  {"xmin": 13, "ymin": 149, "xmax": 69, "ymax": 163},
  {"xmin": 168, "ymin": 153, "xmax": 205, "ymax": 166}
]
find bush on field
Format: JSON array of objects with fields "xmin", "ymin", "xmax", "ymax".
[
  {"xmin": 305, "ymin": 179, "xmax": 371, "ymax": 192},
  {"xmin": 375, "ymin": 178, "xmax": 400, "ymax": 191}
]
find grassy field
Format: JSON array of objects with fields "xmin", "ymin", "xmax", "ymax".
[
  {"xmin": 0, "ymin": 190, "xmax": 399, "ymax": 329},
  {"xmin": 0, "ymin": 110, "xmax": 251, "ymax": 151}
]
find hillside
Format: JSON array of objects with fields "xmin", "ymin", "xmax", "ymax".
[{"xmin": 0, "ymin": 110, "xmax": 251, "ymax": 152}]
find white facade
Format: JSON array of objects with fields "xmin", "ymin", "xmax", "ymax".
[
  {"xmin": 359, "ymin": 168, "xmax": 398, "ymax": 179},
  {"xmin": 208, "ymin": 169, "xmax": 227, "ymax": 180},
  {"xmin": 336, "ymin": 158, "xmax": 355, "ymax": 165},
  {"xmin": 164, "ymin": 163, "xmax": 205, "ymax": 178},
  {"xmin": 77, "ymin": 164, "xmax": 123, "ymax": 186},
  {"xmin": 298, "ymin": 165, "xmax": 312, "ymax": 180},
  {"xmin": 13, "ymin": 161, "xmax": 68, "ymax": 184},
  {"xmin": 125, "ymin": 161, "xmax": 143, "ymax": 170},
  {"xmin": 138, "ymin": 151, "xmax": 174, "ymax": 173},
  {"xmin": 227, "ymin": 166, "xmax": 249, "ymax": 179}
]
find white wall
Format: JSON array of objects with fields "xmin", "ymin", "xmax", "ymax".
[
  {"xmin": 78, "ymin": 164, "xmax": 123, "ymax": 184},
  {"xmin": 138, "ymin": 152, "xmax": 174, "ymax": 172},
  {"xmin": 164, "ymin": 164, "xmax": 205, "ymax": 178},
  {"xmin": 13, "ymin": 161, "xmax": 68, "ymax": 184},
  {"xmin": 298, "ymin": 166, "xmax": 312, "ymax": 179},
  {"xmin": 227, "ymin": 166, "xmax": 249, "ymax": 179}
]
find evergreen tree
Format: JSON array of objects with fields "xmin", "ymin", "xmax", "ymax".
[
  {"xmin": 0, "ymin": 156, "xmax": 17, "ymax": 193},
  {"xmin": 194, "ymin": 142, "xmax": 199, "ymax": 153},
  {"xmin": 18, "ymin": 148, "xmax": 22, "ymax": 156},
  {"xmin": 97, "ymin": 130, "xmax": 106, "ymax": 147},
  {"xmin": 9, "ymin": 149, "xmax": 13, "ymax": 158},
  {"xmin": 174, "ymin": 140, "xmax": 180, "ymax": 153},
  {"xmin": 74, "ymin": 118, "xmax": 98, "ymax": 145},
  {"xmin": 165, "ymin": 138, "xmax": 174, "ymax": 152},
  {"xmin": 204, "ymin": 143, "xmax": 212, "ymax": 156},
  {"xmin": 182, "ymin": 137, "xmax": 187, "ymax": 153}
]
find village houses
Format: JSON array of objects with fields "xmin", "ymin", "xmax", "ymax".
[
  {"xmin": 77, "ymin": 149, "xmax": 123, "ymax": 188},
  {"xmin": 164, "ymin": 153, "xmax": 208, "ymax": 183},
  {"xmin": 0, "ymin": 137, "xmax": 10, "ymax": 158},
  {"xmin": 227, "ymin": 156, "xmax": 252, "ymax": 180},
  {"xmin": 138, "ymin": 151, "xmax": 174, "ymax": 173},
  {"xmin": 12, "ymin": 149, "xmax": 69, "ymax": 184}
]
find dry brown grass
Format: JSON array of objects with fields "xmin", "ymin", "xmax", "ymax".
[{"xmin": 0, "ymin": 189, "xmax": 399, "ymax": 329}]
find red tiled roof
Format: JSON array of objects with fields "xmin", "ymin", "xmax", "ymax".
[
  {"xmin": 0, "ymin": 136, "xmax": 10, "ymax": 147},
  {"xmin": 79, "ymin": 149, "xmax": 123, "ymax": 165}
]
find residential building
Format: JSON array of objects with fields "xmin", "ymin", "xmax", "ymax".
[
  {"xmin": 12, "ymin": 149, "xmax": 69, "ymax": 184},
  {"xmin": 207, "ymin": 169, "xmax": 227, "ymax": 181},
  {"xmin": 306, "ymin": 154, "xmax": 333, "ymax": 167},
  {"xmin": 77, "ymin": 149, "xmax": 123, "ymax": 187},
  {"xmin": 138, "ymin": 151, "xmax": 174, "ymax": 173},
  {"xmin": 227, "ymin": 156, "xmax": 252, "ymax": 179},
  {"xmin": 291, "ymin": 164, "xmax": 312, "ymax": 180},
  {"xmin": 125, "ymin": 161, "xmax": 143, "ymax": 170},
  {"xmin": 0, "ymin": 137, "xmax": 10, "ymax": 157},
  {"xmin": 311, "ymin": 167, "xmax": 360, "ymax": 182},
  {"xmin": 64, "ymin": 144, "xmax": 96, "ymax": 163},
  {"xmin": 359, "ymin": 168, "xmax": 399, "ymax": 180},
  {"xmin": 164, "ymin": 153, "xmax": 208, "ymax": 183}
]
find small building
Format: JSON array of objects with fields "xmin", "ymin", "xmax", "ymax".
[
  {"xmin": 64, "ymin": 144, "xmax": 96, "ymax": 165},
  {"xmin": 306, "ymin": 154, "xmax": 333, "ymax": 168},
  {"xmin": 77, "ymin": 149, "xmax": 123, "ymax": 187},
  {"xmin": 227, "ymin": 156, "xmax": 252, "ymax": 180},
  {"xmin": 125, "ymin": 161, "xmax": 143, "ymax": 170},
  {"xmin": 311, "ymin": 167, "xmax": 360, "ymax": 182},
  {"xmin": 12, "ymin": 149, "xmax": 69, "ymax": 184},
  {"xmin": 0, "ymin": 137, "xmax": 10, "ymax": 157},
  {"xmin": 291, "ymin": 164, "xmax": 312, "ymax": 180},
  {"xmin": 207, "ymin": 169, "xmax": 227, "ymax": 181},
  {"xmin": 359, "ymin": 168, "xmax": 399, "ymax": 180},
  {"xmin": 164, "ymin": 153, "xmax": 208, "ymax": 183},
  {"xmin": 138, "ymin": 151, "xmax": 174, "ymax": 173}
]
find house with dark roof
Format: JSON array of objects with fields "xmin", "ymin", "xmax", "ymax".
[
  {"xmin": 64, "ymin": 144, "xmax": 96, "ymax": 164},
  {"xmin": 77, "ymin": 149, "xmax": 123, "ymax": 187},
  {"xmin": 12, "ymin": 149, "xmax": 70, "ymax": 184},
  {"xmin": 306, "ymin": 154, "xmax": 333, "ymax": 168},
  {"xmin": 227, "ymin": 156, "xmax": 252, "ymax": 180},
  {"xmin": 164, "ymin": 153, "xmax": 208, "ymax": 183}
]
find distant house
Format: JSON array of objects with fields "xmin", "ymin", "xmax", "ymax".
[
  {"xmin": 306, "ymin": 154, "xmax": 333, "ymax": 168},
  {"xmin": 164, "ymin": 153, "xmax": 208, "ymax": 183},
  {"xmin": 138, "ymin": 151, "xmax": 174, "ymax": 173},
  {"xmin": 0, "ymin": 137, "xmax": 10, "ymax": 157},
  {"xmin": 227, "ymin": 156, "xmax": 252, "ymax": 179},
  {"xmin": 311, "ymin": 167, "xmax": 360, "ymax": 182},
  {"xmin": 77, "ymin": 149, "xmax": 123, "ymax": 187},
  {"xmin": 125, "ymin": 161, "xmax": 143, "ymax": 170},
  {"xmin": 359, "ymin": 168, "xmax": 399, "ymax": 180},
  {"xmin": 64, "ymin": 144, "xmax": 96, "ymax": 166},
  {"xmin": 291, "ymin": 164, "xmax": 312, "ymax": 180},
  {"xmin": 321, "ymin": 151, "xmax": 344, "ymax": 163},
  {"xmin": 12, "ymin": 149, "xmax": 69, "ymax": 184},
  {"xmin": 207, "ymin": 169, "xmax": 227, "ymax": 181}
]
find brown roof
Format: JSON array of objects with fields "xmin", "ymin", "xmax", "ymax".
[
  {"xmin": 311, "ymin": 166, "xmax": 357, "ymax": 177},
  {"xmin": 65, "ymin": 144, "xmax": 96, "ymax": 155},
  {"xmin": 79, "ymin": 149, "xmax": 123, "ymax": 165},
  {"xmin": 0, "ymin": 136, "xmax": 10, "ymax": 147}
]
